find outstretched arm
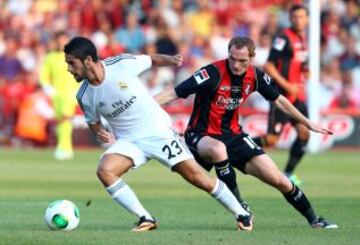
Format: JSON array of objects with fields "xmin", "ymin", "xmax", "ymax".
[
  {"xmin": 150, "ymin": 54, "xmax": 183, "ymax": 67},
  {"xmin": 154, "ymin": 63, "xmax": 220, "ymax": 105},
  {"xmin": 154, "ymin": 86, "xmax": 179, "ymax": 105},
  {"xmin": 273, "ymin": 95, "xmax": 332, "ymax": 134}
]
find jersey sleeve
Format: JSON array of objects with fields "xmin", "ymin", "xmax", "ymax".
[
  {"xmin": 267, "ymin": 34, "xmax": 289, "ymax": 63},
  {"xmin": 132, "ymin": 54, "xmax": 152, "ymax": 75},
  {"xmin": 76, "ymin": 84, "xmax": 100, "ymax": 125},
  {"xmin": 105, "ymin": 54, "xmax": 152, "ymax": 76},
  {"xmin": 175, "ymin": 64, "xmax": 220, "ymax": 98},
  {"xmin": 79, "ymin": 101, "xmax": 100, "ymax": 125},
  {"xmin": 255, "ymin": 68, "xmax": 280, "ymax": 101}
]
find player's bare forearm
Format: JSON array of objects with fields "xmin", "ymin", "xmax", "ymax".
[
  {"xmin": 274, "ymin": 95, "xmax": 310, "ymax": 126},
  {"xmin": 264, "ymin": 62, "xmax": 289, "ymax": 90},
  {"xmin": 150, "ymin": 54, "xmax": 183, "ymax": 67},
  {"xmin": 274, "ymin": 95, "xmax": 333, "ymax": 134},
  {"xmin": 154, "ymin": 87, "xmax": 178, "ymax": 105},
  {"xmin": 88, "ymin": 122, "xmax": 116, "ymax": 144}
]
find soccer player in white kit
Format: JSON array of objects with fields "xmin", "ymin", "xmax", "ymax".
[{"xmin": 64, "ymin": 37, "xmax": 252, "ymax": 232}]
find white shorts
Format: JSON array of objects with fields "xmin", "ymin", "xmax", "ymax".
[{"xmin": 102, "ymin": 128, "xmax": 193, "ymax": 169}]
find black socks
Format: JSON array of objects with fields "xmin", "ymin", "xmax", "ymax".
[
  {"xmin": 283, "ymin": 183, "xmax": 317, "ymax": 223},
  {"xmin": 214, "ymin": 159, "xmax": 244, "ymax": 203},
  {"xmin": 284, "ymin": 138, "xmax": 307, "ymax": 174}
]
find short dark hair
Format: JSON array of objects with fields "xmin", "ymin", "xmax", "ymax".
[
  {"xmin": 228, "ymin": 36, "xmax": 256, "ymax": 57},
  {"xmin": 64, "ymin": 36, "xmax": 99, "ymax": 62},
  {"xmin": 289, "ymin": 4, "xmax": 309, "ymax": 16}
]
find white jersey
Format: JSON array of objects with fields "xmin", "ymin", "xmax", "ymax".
[{"xmin": 76, "ymin": 54, "xmax": 172, "ymax": 140}]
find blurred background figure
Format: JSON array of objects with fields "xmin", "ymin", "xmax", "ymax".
[
  {"xmin": 253, "ymin": 4, "xmax": 310, "ymax": 185},
  {"xmin": 39, "ymin": 31, "xmax": 78, "ymax": 160},
  {"xmin": 0, "ymin": 36, "xmax": 23, "ymax": 144},
  {"xmin": 114, "ymin": 11, "xmax": 145, "ymax": 53},
  {"xmin": 15, "ymin": 83, "xmax": 54, "ymax": 146},
  {"xmin": 329, "ymin": 70, "xmax": 359, "ymax": 109}
]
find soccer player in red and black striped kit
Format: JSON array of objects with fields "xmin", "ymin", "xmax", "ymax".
[
  {"xmin": 253, "ymin": 4, "xmax": 310, "ymax": 185},
  {"xmin": 155, "ymin": 36, "xmax": 337, "ymax": 228}
]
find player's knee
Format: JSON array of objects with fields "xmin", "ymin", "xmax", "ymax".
[
  {"xmin": 265, "ymin": 134, "xmax": 279, "ymax": 147},
  {"xmin": 296, "ymin": 124, "xmax": 310, "ymax": 141},
  {"xmin": 298, "ymin": 130, "xmax": 310, "ymax": 142},
  {"xmin": 96, "ymin": 160, "xmax": 121, "ymax": 184},
  {"xmin": 96, "ymin": 165, "xmax": 113, "ymax": 182},
  {"xmin": 274, "ymin": 175, "xmax": 292, "ymax": 193},
  {"xmin": 202, "ymin": 141, "xmax": 227, "ymax": 161}
]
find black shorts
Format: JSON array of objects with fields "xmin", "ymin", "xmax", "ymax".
[
  {"xmin": 268, "ymin": 100, "xmax": 308, "ymax": 135},
  {"xmin": 184, "ymin": 130, "xmax": 265, "ymax": 173}
]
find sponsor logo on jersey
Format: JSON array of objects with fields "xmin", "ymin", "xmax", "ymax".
[
  {"xmin": 193, "ymin": 69, "xmax": 210, "ymax": 84},
  {"xmin": 105, "ymin": 96, "xmax": 137, "ymax": 118},
  {"xmin": 219, "ymin": 86, "xmax": 241, "ymax": 92},
  {"xmin": 215, "ymin": 95, "xmax": 243, "ymax": 110},
  {"xmin": 118, "ymin": 81, "xmax": 128, "ymax": 90},
  {"xmin": 220, "ymin": 86, "xmax": 231, "ymax": 91},
  {"xmin": 295, "ymin": 50, "xmax": 308, "ymax": 62}
]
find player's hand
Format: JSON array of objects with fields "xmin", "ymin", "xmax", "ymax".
[
  {"xmin": 97, "ymin": 129, "xmax": 116, "ymax": 144},
  {"xmin": 172, "ymin": 54, "xmax": 183, "ymax": 67},
  {"xmin": 307, "ymin": 121, "xmax": 333, "ymax": 135}
]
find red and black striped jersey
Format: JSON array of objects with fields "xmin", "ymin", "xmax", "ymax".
[
  {"xmin": 268, "ymin": 28, "xmax": 308, "ymax": 103},
  {"xmin": 175, "ymin": 59, "xmax": 280, "ymax": 136}
]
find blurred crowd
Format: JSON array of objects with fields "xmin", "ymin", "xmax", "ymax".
[{"xmin": 0, "ymin": 0, "xmax": 359, "ymax": 146}]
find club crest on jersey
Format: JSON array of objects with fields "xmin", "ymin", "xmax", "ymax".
[
  {"xmin": 193, "ymin": 69, "xmax": 210, "ymax": 84},
  {"xmin": 244, "ymin": 84, "xmax": 251, "ymax": 95},
  {"xmin": 118, "ymin": 81, "xmax": 128, "ymax": 90}
]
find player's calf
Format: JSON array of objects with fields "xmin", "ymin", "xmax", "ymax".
[{"xmin": 173, "ymin": 159, "xmax": 215, "ymax": 192}]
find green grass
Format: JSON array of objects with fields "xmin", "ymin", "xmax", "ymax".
[{"xmin": 0, "ymin": 148, "xmax": 359, "ymax": 245}]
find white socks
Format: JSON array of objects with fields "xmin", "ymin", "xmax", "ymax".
[
  {"xmin": 107, "ymin": 178, "xmax": 249, "ymax": 221},
  {"xmin": 210, "ymin": 179, "xmax": 249, "ymax": 217},
  {"xmin": 106, "ymin": 179, "xmax": 152, "ymax": 220}
]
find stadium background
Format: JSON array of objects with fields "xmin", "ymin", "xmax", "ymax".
[{"xmin": 0, "ymin": 0, "xmax": 359, "ymax": 149}]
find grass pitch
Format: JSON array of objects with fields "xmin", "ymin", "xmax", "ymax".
[{"xmin": 0, "ymin": 148, "xmax": 359, "ymax": 245}]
